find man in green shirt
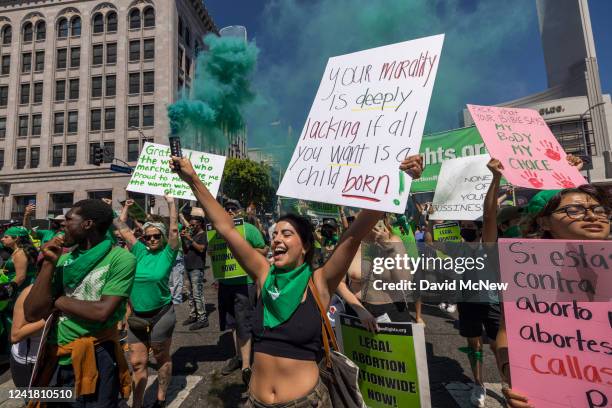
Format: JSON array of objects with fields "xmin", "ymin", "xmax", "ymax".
[{"xmin": 24, "ymin": 199, "xmax": 136, "ymax": 406}]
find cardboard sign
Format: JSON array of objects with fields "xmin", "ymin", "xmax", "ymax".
[
  {"xmin": 432, "ymin": 222, "xmax": 461, "ymax": 242},
  {"xmin": 127, "ymin": 142, "xmax": 226, "ymax": 200},
  {"xmin": 430, "ymin": 154, "xmax": 493, "ymax": 221},
  {"xmin": 278, "ymin": 34, "xmax": 444, "ymax": 213},
  {"xmin": 467, "ymin": 105, "xmax": 587, "ymax": 189},
  {"xmin": 498, "ymin": 239, "xmax": 612, "ymax": 408},
  {"xmin": 206, "ymin": 218, "xmax": 247, "ymax": 280},
  {"xmin": 336, "ymin": 314, "xmax": 431, "ymax": 408}
]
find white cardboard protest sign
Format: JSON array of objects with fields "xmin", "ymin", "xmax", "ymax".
[
  {"xmin": 277, "ymin": 34, "xmax": 444, "ymax": 213},
  {"xmin": 126, "ymin": 142, "xmax": 226, "ymax": 200},
  {"xmin": 430, "ymin": 154, "xmax": 492, "ymax": 221}
]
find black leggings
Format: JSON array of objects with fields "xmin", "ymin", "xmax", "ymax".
[{"xmin": 10, "ymin": 354, "xmax": 35, "ymax": 388}]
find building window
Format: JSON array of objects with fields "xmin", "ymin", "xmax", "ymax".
[
  {"xmin": 36, "ymin": 21, "xmax": 45, "ymax": 40},
  {"xmin": 18, "ymin": 115, "xmax": 28, "ymax": 137},
  {"xmin": 22, "ymin": 52, "xmax": 32, "ymax": 73},
  {"xmin": 54, "ymin": 112, "xmax": 64, "ymax": 134},
  {"xmin": 178, "ymin": 47, "xmax": 183, "ymax": 69},
  {"xmin": 12, "ymin": 195, "xmax": 36, "ymax": 219},
  {"xmin": 20, "ymin": 83, "xmax": 30, "ymax": 104},
  {"xmin": 66, "ymin": 144, "xmax": 76, "ymax": 166},
  {"xmin": 91, "ymin": 76, "xmax": 102, "ymax": 97},
  {"xmin": 69, "ymin": 79, "xmax": 79, "ymax": 100},
  {"xmin": 71, "ymin": 16, "xmax": 81, "ymax": 37},
  {"xmin": 185, "ymin": 29, "xmax": 191, "ymax": 48},
  {"xmin": 30, "ymin": 146, "xmax": 39, "ymax": 168},
  {"xmin": 129, "ymin": 73, "xmax": 140, "ymax": 94},
  {"xmin": 49, "ymin": 193, "xmax": 74, "ymax": 216},
  {"xmin": 103, "ymin": 142, "xmax": 114, "ymax": 163},
  {"xmin": 16, "ymin": 148, "xmax": 26, "ymax": 169},
  {"xmin": 128, "ymin": 106, "xmax": 139, "ymax": 128},
  {"xmin": 92, "ymin": 44, "xmax": 103, "ymax": 65},
  {"xmin": 0, "ymin": 149, "xmax": 4, "ymax": 169},
  {"xmin": 22, "ymin": 22, "xmax": 33, "ymax": 42},
  {"xmin": 52, "ymin": 145, "xmax": 63, "ymax": 166},
  {"xmin": 70, "ymin": 47, "xmax": 80, "ymax": 68},
  {"xmin": 88, "ymin": 190, "xmax": 112, "ymax": 200},
  {"xmin": 105, "ymin": 75, "xmax": 116, "ymax": 97},
  {"xmin": 92, "ymin": 13, "xmax": 104, "ymax": 34},
  {"xmin": 129, "ymin": 9, "xmax": 141, "ymax": 29},
  {"xmin": 0, "ymin": 117, "xmax": 5, "ymax": 139},
  {"xmin": 143, "ymin": 104, "xmax": 154, "ymax": 127},
  {"xmin": 56, "ymin": 48, "xmax": 67, "ymax": 69},
  {"xmin": 1, "ymin": 25, "xmax": 11, "ymax": 45},
  {"xmin": 127, "ymin": 139, "xmax": 140, "ymax": 161},
  {"xmin": 106, "ymin": 43, "xmax": 117, "ymax": 64},
  {"xmin": 143, "ymin": 71, "xmax": 154, "ymax": 93},
  {"xmin": 143, "ymin": 7, "xmax": 155, "ymax": 28},
  {"xmin": 55, "ymin": 80, "xmax": 65, "ymax": 101},
  {"xmin": 178, "ymin": 17, "xmax": 184, "ymax": 38},
  {"xmin": 1, "ymin": 55, "xmax": 10, "ymax": 75},
  {"xmin": 0, "ymin": 86, "xmax": 6, "ymax": 107},
  {"xmin": 90, "ymin": 109, "xmax": 101, "ymax": 131},
  {"xmin": 129, "ymin": 40, "xmax": 140, "ymax": 62},
  {"xmin": 33, "ymin": 82, "xmax": 43, "ymax": 103},
  {"xmin": 185, "ymin": 56, "xmax": 191, "ymax": 76},
  {"xmin": 31, "ymin": 114, "xmax": 41, "ymax": 136},
  {"xmin": 67, "ymin": 111, "xmax": 78, "ymax": 133},
  {"xmin": 104, "ymin": 108, "xmax": 115, "ymax": 130},
  {"xmin": 143, "ymin": 39, "xmax": 154, "ymax": 59},
  {"xmin": 106, "ymin": 12, "xmax": 117, "ymax": 32},
  {"xmin": 35, "ymin": 51, "xmax": 44, "ymax": 71},
  {"xmin": 57, "ymin": 18, "xmax": 68, "ymax": 38}
]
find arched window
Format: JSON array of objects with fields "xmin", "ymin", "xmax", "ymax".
[
  {"xmin": 35, "ymin": 21, "xmax": 46, "ymax": 40},
  {"xmin": 71, "ymin": 16, "xmax": 81, "ymax": 37},
  {"xmin": 22, "ymin": 22, "xmax": 33, "ymax": 42},
  {"xmin": 92, "ymin": 13, "xmax": 104, "ymax": 34},
  {"xmin": 143, "ymin": 7, "xmax": 155, "ymax": 28},
  {"xmin": 106, "ymin": 12, "xmax": 117, "ymax": 32},
  {"xmin": 129, "ymin": 9, "xmax": 141, "ymax": 29},
  {"xmin": 57, "ymin": 18, "xmax": 68, "ymax": 38},
  {"xmin": 1, "ymin": 25, "xmax": 11, "ymax": 45}
]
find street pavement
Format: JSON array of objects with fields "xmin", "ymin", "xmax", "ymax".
[{"xmin": 0, "ymin": 265, "xmax": 507, "ymax": 407}]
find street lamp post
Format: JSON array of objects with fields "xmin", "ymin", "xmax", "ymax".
[{"xmin": 579, "ymin": 101, "xmax": 606, "ymax": 183}]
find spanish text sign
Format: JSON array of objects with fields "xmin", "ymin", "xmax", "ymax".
[
  {"xmin": 498, "ymin": 239, "xmax": 612, "ymax": 408},
  {"xmin": 467, "ymin": 105, "xmax": 587, "ymax": 189},
  {"xmin": 278, "ymin": 34, "xmax": 444, "ymax": 213},
  {"xmin": 127, "ymin": 142, "xmax": 226, "ymax": 200}
]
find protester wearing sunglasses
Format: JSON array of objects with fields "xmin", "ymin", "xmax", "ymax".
[{"xmin": 114, "ymin": 196, "xmax": 180, "ymax": 408}]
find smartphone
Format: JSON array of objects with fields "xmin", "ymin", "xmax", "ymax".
[
  {"xmin": 169, "ymin": 136, "xmax": 182, "ymax": 158},
  {"xmin": 28, "ymin": 199, "xmax": 36, "ymax": 206}
]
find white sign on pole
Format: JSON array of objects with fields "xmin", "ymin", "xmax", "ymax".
[
  {"xmin": 430, "ymin": 154, "xmax": 493, "ymax": 221},
  {"xmin": 277, "ymin": 34, "xmax": 444, "ymax": 213},
  {"xmin": 126, "ymin": 142, "xmax": 226, "ymax": 200}
]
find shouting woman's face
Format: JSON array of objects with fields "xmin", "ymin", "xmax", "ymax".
[
  {"xmin": 540, "ymin": 192, "xmax": 610, "ymax": 240},
  {"xmin": 271, "ymin": 221, "xmax": 307, "ymax": 270}
]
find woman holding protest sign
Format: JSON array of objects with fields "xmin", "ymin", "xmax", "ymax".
[
  {"xmin": 113, "ymin": 196, "xmax": 180, "ymax": 408},
  {"xmin": 170, "ymin": 154, "xmax": 423, "ymax": 407}
]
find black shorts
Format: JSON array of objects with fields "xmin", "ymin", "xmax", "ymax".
[
  {"xmin": 457, "ymin": 302, "xmax": 501, "ymax": 340},
  {"xmin": 218, "ymin": 282, "xmax": 256, "ymax": 340}
]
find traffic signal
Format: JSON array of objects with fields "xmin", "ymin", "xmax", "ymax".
[
  {"xmin": 149, "ymin": 196, "xmax": 156, "ymax": 208},
  {"xmin": 93, "ymin": 146, "xmax": 104, "ymax": 166}
]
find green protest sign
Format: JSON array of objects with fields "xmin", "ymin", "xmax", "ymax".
[
  {"xmin": 337, "ymin": 314, "xmax": 430, "ymax": 408},
  {"xmin": 206, "ymin": 218, "xmax": 247, "ymax": 280},
  {"xmin": 432, "ymin": 221, "xmax": 461, "ymax": 242},
  {"xmin": 411, "ymin": 127, "xmax": 486, "ymax": 192}
]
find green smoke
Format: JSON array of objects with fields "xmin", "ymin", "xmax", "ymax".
[
  {"xmin": 246, "ymin": 0, "xmax": 542, "ymax": 168},
  {"xmin": 168, "ymin": 34, "xmax": 259, "ymax": 150}
]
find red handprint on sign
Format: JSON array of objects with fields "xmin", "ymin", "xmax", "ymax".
[
  {"xmin": 537, "ymin": 140, "xmax": 562, "ymax": 161},
  {"xmin": 520, "ymin": 170, "xmax": 544, "ymax": 188},
  {"xmin": 552, "ymin": 172, "xmax": 575, "ymax": 188}
]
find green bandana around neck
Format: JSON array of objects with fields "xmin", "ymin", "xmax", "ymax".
[
  {"xmin": 261, "ymin": 263, "xmax": 313, "ymax": 328},
  {"xmin": 60, "ymin": 238, "xmax": 113, "ymax": 289}
]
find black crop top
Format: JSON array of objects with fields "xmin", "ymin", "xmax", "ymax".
[{"xmin": 252, "ymin": 289, "xmax": 323, "ymax": 361}]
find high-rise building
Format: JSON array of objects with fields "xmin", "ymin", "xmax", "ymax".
[{"xmin": 0, "ymin": 0, "xmax": 220, "ymax": 220}]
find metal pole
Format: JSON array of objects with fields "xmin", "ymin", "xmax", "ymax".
[{"xmin": 579, "ymin": 102, "xmax": 605, "ymax": 183}]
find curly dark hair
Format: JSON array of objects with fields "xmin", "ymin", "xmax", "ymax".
[
  {"xmin": 276, "ymin": 213, "xmax": 315, "ymax": 266},
  {"xmin": 15, "ymin": 235, "xmax": 39, "ymax": 265},
  {"xmin": 72, "ymin": 199, "xmax": 114, "ymax": 235}
]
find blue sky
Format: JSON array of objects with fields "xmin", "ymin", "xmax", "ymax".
[{"xmin": 203, "ymin": 0, "xmax": 612, "ymax": 151}]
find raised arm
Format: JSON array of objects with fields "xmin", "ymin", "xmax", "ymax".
[
  {"xmin": 170, "ymin": 156, "xmax": 270, "ymax": 281},
  {"xmin": 165, "ymin": 195, "xmax": 180, "ymax": 250},
  {"xmin": 23, "ymin": 204, "xmax": 35, "ymax": 231},
  {"xmin": 113, "ymin": 200, "xmax": 138, "ymax": 249},
  {"xmin": 482, "ymin": 159, "xmax": 504, "ymax": 243}
]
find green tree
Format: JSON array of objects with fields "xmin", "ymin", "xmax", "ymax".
[{"xmin": 222, "ymin": 158, "xmax": 274, "ymax": 210}]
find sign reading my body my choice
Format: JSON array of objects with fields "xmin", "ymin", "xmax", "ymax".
[
  {"xmin": 127, "ymin": 142, "xmax": 226, "ymax": 200},
  {"xmin": 278, "ymin": 34, "xmax": 444, "ymax": 213}
]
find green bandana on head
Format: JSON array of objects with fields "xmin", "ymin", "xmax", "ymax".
[
  {"xmin": 3, "ymin": 227, "xmax": 29, "ymax": 237},
  {"xmin": 59, "ymin": 238, "xmax": 113, "ymax": 289},
  {"xmin": 261, "ymin": 263, "xmax": 313, "ymax": 328}
]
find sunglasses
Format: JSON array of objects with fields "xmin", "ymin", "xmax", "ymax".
[
  {"xmin": 224, "ymin": 206, "xmax": 239, "ymax": 212},
  {"xmin": 143, "ymin": 234, "xmax": 162, "ymax": 241}
]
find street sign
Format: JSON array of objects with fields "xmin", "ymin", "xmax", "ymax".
[{"xmin": 110, "ymin": 164, "xmax": 133, "ymax": 174}]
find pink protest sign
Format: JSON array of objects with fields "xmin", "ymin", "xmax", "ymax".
[
  {"xmin": 498, "ymin": 239, "xmax": 612, "ymax": 408},
  {"xmin": 467, "ymin": 105, "xmax": 587, "ymax": 189}
]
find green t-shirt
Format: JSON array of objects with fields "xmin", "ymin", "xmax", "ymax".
[
  {"xmin": 35, "ymin": 229, "xmax": 58, "ymax": 245},
  {"xmin": 130, "ymin": 241, "xmax": 178, "ymax": 312},
  {"xmin": 51, "ymin": 246, "xmax": 136, "ymax": 363},
  {"xmin": 220, "ymin": 222, "xmax": 265, "ymax": 286}
]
